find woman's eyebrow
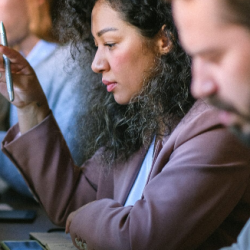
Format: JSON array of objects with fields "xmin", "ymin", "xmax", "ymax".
[{"xmin": 97, "ymin": 27, "xmax": 118, "ymax": 37}]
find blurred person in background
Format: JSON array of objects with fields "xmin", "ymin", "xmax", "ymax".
[{"xmin": 0, "ymin": 0, "xmax": 100, "ymax": 197}]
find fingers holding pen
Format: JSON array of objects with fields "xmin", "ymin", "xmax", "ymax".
[
  {"xmin": 0, "ymin": 49, "xmax": 4, "ymax": 70},
  {"xmin": 0, "ymin": 44, "xmax": 50, "ymax": 133},
  {"xmin": 0, "ymin": 44, "xmax": 47, "ymax": 105},
  {"xmin": 0, "ymin": 44, "xmax": 33, "ymax": 74},
  {"xmin": 0, "ymin": 45, "xmax": 39, "ymax": 95},
  {"xmin": 0, "ymin": 46, "xmax": 23, "ymax": 103},
  {"xmin": 0, "ymin": 66, "xmax": 8, "ymax": 99},
  {"xmin": 0, "ymin": 70, "xmax": 5, "ymax": 82}
]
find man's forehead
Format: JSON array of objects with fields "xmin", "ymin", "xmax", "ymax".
[
  {"xmin": 172, "ymin": 0, "xmax": 227, "ymax": 54},
  {"xmin": 172, "ymin": 0, "xmax": 227, "ymax": 24}
]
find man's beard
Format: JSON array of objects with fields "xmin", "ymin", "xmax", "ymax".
[
  {"xmin": 208, "ymin": 94, "xmax": 250, "ymax": 147},
  {"xmin": 229, "ymin": 125, "xmax": 250, "ymax": 148}
]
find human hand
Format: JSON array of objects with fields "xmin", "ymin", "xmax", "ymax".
[
  {"xmin": 0, "ymin": 45, "xmax": 50, "ymax": 133},
  {"xmin": 66, "ymin": 209, "xmax": 80, "ymax": 234},
  {"xmin": 66, "ymin": 202, "xmax": 95, "ymax": 234}
]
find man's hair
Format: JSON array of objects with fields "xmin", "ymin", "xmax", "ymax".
[
  {"xmin": 165, "ymin": 0, "xmax": 250, "ymax": 30},
  {"xmin": 225, "ymin": 0, "xmax": 250, "ymax": 29},
  {"xmin": 54, "ymin": 0, "xmax": 195, "ymax": 167}
]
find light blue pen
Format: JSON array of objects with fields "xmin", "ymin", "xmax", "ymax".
[{"xmin": 0, "ymin": 21, "xmax": 14, "ymax": 102}]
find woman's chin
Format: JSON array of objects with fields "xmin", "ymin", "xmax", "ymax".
[{"xmin": 113, "ymin": 95, "xmax": 130, "ymax": 105}]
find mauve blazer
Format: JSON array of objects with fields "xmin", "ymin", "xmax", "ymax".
[{"xmin": 2, "ymin": 100, "xmax": 250, "ymax": 250}]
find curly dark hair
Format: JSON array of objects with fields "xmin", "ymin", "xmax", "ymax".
[{"xmin": 55, "ymin": 0, "xmax": 195, "ymax": 167}]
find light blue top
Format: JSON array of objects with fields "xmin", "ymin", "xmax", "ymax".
[
  {"xmin": 124, "ymin": 138, "xmax": 155, "ymax": 206},
  {"xmin": 0, "ymin": 40, "xmax": 96, "ymax": 197},
  {"xmin": 26, "ymin": 40, "xmax": 57, "ymax": 67},
  {"xmin": 220, "ymin": 218, "xmax": 250, "ymax": 250}
]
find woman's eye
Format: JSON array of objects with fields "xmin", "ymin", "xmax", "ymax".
[{"xmin": 105, "ymin": 43, "xmax": 115, "ymax": 49}]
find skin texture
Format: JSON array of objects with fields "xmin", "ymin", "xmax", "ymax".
[{"xmin": 172, "ymin": 0, "xmax": 250, "ymax": 143}]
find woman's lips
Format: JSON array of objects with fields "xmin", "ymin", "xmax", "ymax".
[{"xmin": 102, "ymin": 80, "xmax": 117, "ymax": 92}]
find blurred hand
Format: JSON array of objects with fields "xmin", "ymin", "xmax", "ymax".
[
  {"xmin": 66, "ymin": 202, "xmax": 95, "ymax": 234},
  {"xmin": 0, "ymin": 45, "xmax": 50, "ymax": 133},
  {"xmin": 66, "ymin": 208, "xmax": 80, "ymax": 234}
]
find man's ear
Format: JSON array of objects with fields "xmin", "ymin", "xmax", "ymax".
[
  {"xmin": 38, "ymin": 0, "xmax": 46, "ymax": 5},
  {"xmin": 156, "ymin": 25, "xmax": 173, "ymax": 55},
  {"xmin": 33, "ymin": 0, "xmax": 46, "ymax": 7}
]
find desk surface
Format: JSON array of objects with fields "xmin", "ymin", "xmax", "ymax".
[{"xmin": 0, "ymin": 187, "xmax": 57, "ymax": 241}]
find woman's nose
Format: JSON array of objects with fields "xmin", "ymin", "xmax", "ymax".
[{"xmin": 91, "ymin": 49, "xmax": 109, "ymax": 73}]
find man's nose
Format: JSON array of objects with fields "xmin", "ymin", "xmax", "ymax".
[{"xmin": 191, "ymin": 59, "xmax": 217, "ymax": 99}]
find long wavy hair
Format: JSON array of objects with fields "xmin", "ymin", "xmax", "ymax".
[{"xmin": 55, "ymin": 0, "xmax": 195, "ymax": 167}]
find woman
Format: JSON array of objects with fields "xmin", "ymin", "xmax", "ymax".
[{"xmin": 1, "ymin": 0, "xmax": 250, "ymax": 249}]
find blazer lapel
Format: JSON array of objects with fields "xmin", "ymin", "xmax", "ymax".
[{"xmin": 113, "ymin": 147, "xmax": 147, "ymax": 205}]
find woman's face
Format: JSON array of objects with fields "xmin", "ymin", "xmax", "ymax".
[{"xmin": 91, "ymin": 0, "xmax": 159, "ymax": 105}]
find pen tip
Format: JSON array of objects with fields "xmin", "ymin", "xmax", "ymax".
[
  {"xmin": 9, "ymin": 91, "xmax": 14, "ymax": 102},
  {"xmin": 0, "ymin": 21, "xmax": 6, "ymax": 35}
]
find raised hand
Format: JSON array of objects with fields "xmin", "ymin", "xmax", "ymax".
[{"xmin": 0, "ymin": 45, "xmax": 50, "ymax": 134}]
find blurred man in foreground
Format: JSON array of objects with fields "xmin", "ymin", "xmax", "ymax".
[
  {"xmin": 172, "ymin": 0, "xmax": 250, "ymax": 146},
  {"xmin": 170, "ymin": 0, "xmax": 250, "ymax": 249}
]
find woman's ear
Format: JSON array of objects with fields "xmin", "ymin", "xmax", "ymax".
[{"xmin": 156, "ymin": 25, "xmax": 173, "ymax": 55}]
